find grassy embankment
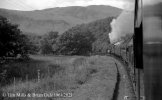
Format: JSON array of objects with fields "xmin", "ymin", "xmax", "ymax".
[{"xmin": 1, "ymin": 55, "xmax": 117, "ymax": 100}]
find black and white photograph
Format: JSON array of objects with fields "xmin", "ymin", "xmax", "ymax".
[{"xmin": 0, "ymin": 0, "xmax": 162, "ymax": 100}]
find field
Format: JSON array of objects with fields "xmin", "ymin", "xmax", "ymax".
[{"xmin": 1, "ymin": 55, "xmax": 117, "ymax": 100}]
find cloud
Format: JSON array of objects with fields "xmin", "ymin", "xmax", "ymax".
[
  {"xmin": 0, "ymin": 0, "xmax": 133, "ymax": 11},
  {"xmin": 25, "ymin": 0, "xmax": 57, "ymax": 9},
  {"xmin": 25, "ymin": 0, "xmax": 128, "ymax": 10},
  {"xmin": 0, "ymin": 0, "xmax": 36, "ymax": 10}
]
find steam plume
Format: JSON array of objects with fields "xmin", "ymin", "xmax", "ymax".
[{"xmin": 109, "ymin": 10, "xmax": 134, "ymax": 43}]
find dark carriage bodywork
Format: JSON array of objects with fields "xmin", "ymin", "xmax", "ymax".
[{"xmin": 110, "ymin": 40, "xmax": 144, "ymax": 97}]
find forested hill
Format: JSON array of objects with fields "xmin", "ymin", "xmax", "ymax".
[
  {"xmin": 0, "ymin": 5, "xmax": 121, "ymax": 35},
  {"xmin": 66, "ymin": 17, "xmax": 113, "ymax": 39},
  {"xmin": 57, "ymin": 17, "xmax": 114, "ymax": 55}
]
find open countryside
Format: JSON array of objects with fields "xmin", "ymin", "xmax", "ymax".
[{"xmin": 0, "ymin": 4, "xmax": 141, "ymax": 100}]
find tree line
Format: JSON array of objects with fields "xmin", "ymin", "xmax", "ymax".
[
  {"xmin": 28, "ymin": 17, "xmax": 115, "ymax": 55},
  {"xmin": 0, "ymin": 15, "xmax": 115, "ymax": 59}
]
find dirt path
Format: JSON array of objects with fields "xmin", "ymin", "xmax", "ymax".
[{"xmin": 111, "ymin": 57, "xmax": 136, "ymax": 100}]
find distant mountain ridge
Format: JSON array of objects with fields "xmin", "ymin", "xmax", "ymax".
[{"xmin": 0, "ymin": 5, "xmax": 122, "ymax": 35}]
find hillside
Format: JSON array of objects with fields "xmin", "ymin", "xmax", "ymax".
[
  {"xmin": 0, "ymin": 5, "xmax": 122, "ymax": 35},
  {"xmin": 58, "ymin": 17, "xmax": 114, "ymax": 55}
]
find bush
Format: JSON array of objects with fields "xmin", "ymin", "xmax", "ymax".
[{"xmin": 0, "ymin": 16, "xmax": 31, "ymax": 58}]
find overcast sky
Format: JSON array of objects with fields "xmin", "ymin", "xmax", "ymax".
[
  {"xmin": 1, "ymin": 0, "xmax": 161, "ymax": 11},
  {"xmin": 0, "ymin": 0, "xmax": 135, "ymax": 11}
]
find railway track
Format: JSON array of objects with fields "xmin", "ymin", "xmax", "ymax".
[{"xmin": 111, "ymin": 57, "xmax": 136, "ymax": 100}]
